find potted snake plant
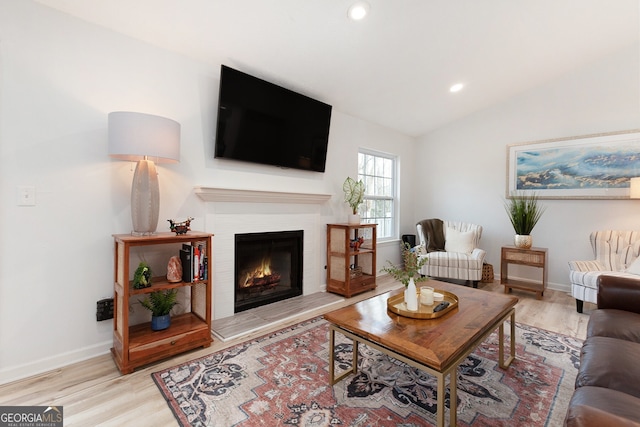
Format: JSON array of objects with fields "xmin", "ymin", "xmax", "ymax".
[{"xmin": 504, "ymin": 192, "xmax": 545, "ymax": 249}]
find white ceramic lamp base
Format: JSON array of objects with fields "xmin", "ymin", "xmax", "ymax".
[{"xmin": 131, "ymin": 159, "xmax": 160, "ymax": 235}]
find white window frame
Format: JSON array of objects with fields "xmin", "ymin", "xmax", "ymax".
[{"xmin": 357, "ymin": 149, "xmax": 399, "ymax": 242}]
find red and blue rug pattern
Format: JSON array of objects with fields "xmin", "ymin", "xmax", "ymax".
[{"xmin": 152, "ymin": 317, "xmax": 581, "ymax": 426}]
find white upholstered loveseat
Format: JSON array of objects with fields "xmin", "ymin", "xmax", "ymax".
[
  {"xmin": 415, "ymin": 219, "xmax": 486, "ymax": 287},
  {"xmin": 568, "ymin": 230, "xmax": 640, "ymax": 313}
]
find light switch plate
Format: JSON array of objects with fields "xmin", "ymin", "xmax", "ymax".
[{"xmin": 17, "ymin": 185, "xmax": 36, "ymax": 206}]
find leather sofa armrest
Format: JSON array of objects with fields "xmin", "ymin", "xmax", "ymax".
[
  {"xmin": 565, "ymin": 404, "xmax": 640, "ymax": 427},
  {"xmin": 598, "ymin": 275, "xmax": 640, "ymax": 314},
  {"xmin": 568, "ymin": 260, "xmax": 606, "ymax": 272}
]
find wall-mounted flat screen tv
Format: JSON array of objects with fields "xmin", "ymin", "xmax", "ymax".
[{"xmin": 214, "ymin": 65, "xmax": 332, "ymax": 172}]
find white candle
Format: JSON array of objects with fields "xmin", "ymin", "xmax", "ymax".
[{"xmin": 420, "ymin": 287, "xmax": 434, "ymax": 305}]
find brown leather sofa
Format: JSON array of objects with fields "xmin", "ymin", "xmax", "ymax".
[{"xmin": 564, "ymin": 275, "xmax": 640, "ymax": 426}]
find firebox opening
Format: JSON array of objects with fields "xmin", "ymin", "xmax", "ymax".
[{"xmin": 234, "ymin": 230, "xmax": 303, "ymax": 313}]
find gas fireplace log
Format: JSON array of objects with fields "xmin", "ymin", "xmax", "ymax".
[{"xmin": 239, "ymin": 273, "xmax": 282, "ymax": 291}]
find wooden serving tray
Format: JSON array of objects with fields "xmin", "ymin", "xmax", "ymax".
[{"xmin": 387, "ymin": 289, "xmax": 458, "ymax": 319}]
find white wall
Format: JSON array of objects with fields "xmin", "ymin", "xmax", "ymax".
[
  {"xmin": 0, "ymin": 1, "xmax": 415, "ymax": 384},
  {"xmin": 414, "ymin": 43, "xmax": 640, "ymax": 291}
]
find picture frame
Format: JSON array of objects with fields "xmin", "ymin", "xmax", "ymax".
[{"xmin": 506, "ymin": 129, "xmax": 640, "ymax": 199}]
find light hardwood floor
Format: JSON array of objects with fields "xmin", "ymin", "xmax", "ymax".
[{"xmin": 0, "ymin": 277, "xmax": 594, "ymax": 426}]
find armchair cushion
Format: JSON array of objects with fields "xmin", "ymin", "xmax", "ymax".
[{"xmin": 444, "ymin": 227, "xmax": 475, "ymax": 254}]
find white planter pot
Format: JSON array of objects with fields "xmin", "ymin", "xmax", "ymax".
[{"xmin": 348, "ymin": 214, "xmax": 361, "ymax": 224}]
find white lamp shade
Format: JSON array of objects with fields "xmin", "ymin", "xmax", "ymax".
[
  {"xmin": 108, "ymin": 111, "xmax": 180, "ymax": 234},
  {"xmin": 630, "ymin": 177, "xmax": 640, "ymax": 199},
  {"xmin": 108, "ymin": 111, "xmax": 180, "ymax": 163}
]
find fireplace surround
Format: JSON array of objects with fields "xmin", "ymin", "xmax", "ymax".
[{"xmin": 196, "ymin": 186, "xmax": 331, "ymax": 320}]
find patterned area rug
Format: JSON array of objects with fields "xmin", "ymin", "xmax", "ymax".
[{"xmin": 152, "ymin": 317, "xmax": 581, "ymax": 426}]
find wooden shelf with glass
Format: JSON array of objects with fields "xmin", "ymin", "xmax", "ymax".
[
  {"xmin": 111, "ymin": 232, "xmax": 213, "ymax": 374},
  {"xmin": 326, "ymin": 223, "xmax": 377, "ymax": 297}
]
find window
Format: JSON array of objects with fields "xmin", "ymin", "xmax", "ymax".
[{"xmin": 358, "ymin": 150, "xmax": 397, "ymax": 240}]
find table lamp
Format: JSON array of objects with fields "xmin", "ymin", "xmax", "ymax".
[
  {"xmin": 630, "ymin": 177, "xmax": 640, "ymax": 199},
  {"xmin": 108, "ymin": 111, "xmax": 180, "ymax": 235}
]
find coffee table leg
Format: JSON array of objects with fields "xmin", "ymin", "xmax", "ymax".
[
  {"xmin": 328, "ymin": 324, "xmax": 359, "ymax": 385},
  {"xmin": 436, "ymin": 368, "xmax": 457, "ymax": 427},
  {"xmin": 449, "ymin": 368, "xmax": 457, "ymax": 426},
  {"xmin": 329, "ymin": 325, "xmax": 336, "ymax": 384},
  {"xmin": 353, "ymin": 340, "xmax": 359, "ymax": 377},
  {"xmin": 498, "ymin": 309, "xmax": 516, "ymax": 368},
  {"xmin": 437, "ymin": 373, "xmax": 445, "ymax": 427}
]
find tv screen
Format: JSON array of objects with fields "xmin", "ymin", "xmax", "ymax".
[{"xmin": 214, "ymin": 65, "xmax": 332, "ymax": 172}]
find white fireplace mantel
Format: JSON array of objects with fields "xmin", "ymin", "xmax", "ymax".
[
  {"xmin": 198, "ymin": 186, "xmax": 330, "ymax": 320},
  {"xmin": 194, "ymin": 186, "xmax": 332, "ymax": 204}
]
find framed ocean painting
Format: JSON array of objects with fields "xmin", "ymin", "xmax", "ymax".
[{"xmin": 506, "ymin": 130, "xmax": 640, "ymax": 199}]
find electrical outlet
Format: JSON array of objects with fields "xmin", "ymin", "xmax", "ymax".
[
  {"xmin": 17, "ymin": 185, "xmax": 36, "ymax": 206},
  {"xmin": 96, "ymin": 298, "xmax": 114, "ymax": 321}
]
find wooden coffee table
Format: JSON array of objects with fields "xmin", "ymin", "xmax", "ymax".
[{"xmin": 324, "ymin": 280, "xmax": 518, "ymax": 427}]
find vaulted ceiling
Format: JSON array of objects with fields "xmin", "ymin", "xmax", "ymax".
[{"xmin": 35, "ymin": 0, "xmax": 639, "ymax": 137}]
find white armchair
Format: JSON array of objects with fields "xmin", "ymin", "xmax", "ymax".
[
  {"xmin": 416, "ymin": 219, "xmax": 486, "ymax": 288},
  {"xmin": 568, "ymin": 230, "xmax": 640, "ymax": 313}
]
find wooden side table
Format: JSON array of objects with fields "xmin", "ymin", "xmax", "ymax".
[{"xmin": 501, "ymin": 245, "xmax": 548, "ymax": 299}]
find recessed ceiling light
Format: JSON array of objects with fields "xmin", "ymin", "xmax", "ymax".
[
  {"xmin": 450, "ymin": 83, "xmax": 464, "ymax": 93},
  {"xmin": 348, "ymin": 1, "xmax": 370, "ymax": 21}
]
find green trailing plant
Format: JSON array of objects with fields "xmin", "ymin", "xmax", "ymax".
[
  {"xmin": 139, "ymin": 289, "xmax": 179, "ymax": 317},
  {"xmin": 343, "ymin": 176, "xmax": 365, "ymax": 214},
  {"xmin": 504, "ymin": 192, "xmax": 546, "ymax": 235},
  {"xmin": 133, "ymin": 261, "xmax": 152, "ymax": 289},
  {"xmin": 382, "ymin": 242, "xmax": 428, "ymax": 286}
]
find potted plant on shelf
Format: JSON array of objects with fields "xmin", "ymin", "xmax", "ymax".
[
  {"xmin": 343, "ymin": 176, "xmax": 365, "ymax": 224},
  {"xmin": 504, "ymin": 192, "xmax": 546, "ymax": 249},
  {"xmin": 382, "ymin": 242, "xmax": 428, "ymax": 311},
  {"xmin": 139, "ymin": 289, "xmax": 179, "ymax": 331}
]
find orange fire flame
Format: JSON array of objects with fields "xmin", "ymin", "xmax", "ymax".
[{"xmin": 242, "ymin": 257, "xmax": 273, "ymax": 288}]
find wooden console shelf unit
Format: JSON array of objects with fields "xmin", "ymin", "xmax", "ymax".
[
  {"xmin": 501, "ymin": 245, "xmax": 547, "ymax": 300},
  {"xmin": 111, "ymin": 232, "xmax": 213, "ymax": 374},
  {"xmin": 326, "ymin": 223, "xmax": 376, "ymax": 297}
]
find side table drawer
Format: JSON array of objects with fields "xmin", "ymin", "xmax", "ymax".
[{"xmin": 503, "ymin": 250, "xmax": 544, "ymax": 266}]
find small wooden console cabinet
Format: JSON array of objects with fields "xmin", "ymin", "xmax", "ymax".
[
  {"xmin": 326, "ymin": 223, "xmax": 376, "ymax": 297},
  {"xmin": 501, "ymin": 245, "xmax": 548, "ymax": 299},
  {"xmin": 112, "ymin": 232, "xmax": 213, "ymax": 374}
]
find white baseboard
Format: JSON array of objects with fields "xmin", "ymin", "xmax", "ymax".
[{"xmin": 0, "ymin": 341, "xmax": 111, "ymax": 386}]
